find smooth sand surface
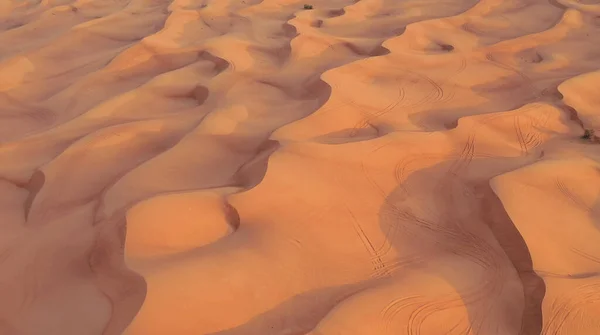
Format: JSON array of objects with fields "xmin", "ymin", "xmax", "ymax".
[{"xmin": 1, "ymin": 0, "xmax": 600, "ymax": 334}]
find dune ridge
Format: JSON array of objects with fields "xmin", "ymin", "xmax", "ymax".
[{"xmin": 1, "ymin": 0, "xmax": 600, "ymax": 334}]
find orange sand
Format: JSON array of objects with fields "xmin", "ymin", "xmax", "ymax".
[{"xmin": 1, "ymin": 0, "xmax": 600, "ymax": 334}]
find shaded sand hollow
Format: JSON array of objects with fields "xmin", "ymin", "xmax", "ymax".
[{"xmin": 1, "ymin": 0, "xmax": 600, "ymax": 334}]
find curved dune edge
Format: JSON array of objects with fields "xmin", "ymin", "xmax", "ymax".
[{"xmin": 1, "ymin": 0, "xmax": 600, "ymax": 334}]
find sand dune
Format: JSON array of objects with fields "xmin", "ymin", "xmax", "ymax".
[{"xmin": 1, "ymin": 0, "xmax": 600, "ymax": 334}]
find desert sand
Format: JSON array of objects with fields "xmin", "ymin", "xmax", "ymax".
[{"xmin": 1, "ymin": 0, "xmax": 600, "ymax": 334}]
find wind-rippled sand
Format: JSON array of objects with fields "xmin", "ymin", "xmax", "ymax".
[{"xmin": 1, "ymin": 0, "xmax": 600, "ymax": 334}]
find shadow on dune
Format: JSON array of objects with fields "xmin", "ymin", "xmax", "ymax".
[
  {"xmin": 90, "ymin": 216, "xmax": 148, "ymax": 335},
  {"xmin": 377, "ymin": 155, "xmax": 546, "ymax": 334},
  {"xmin": 407, "ymin": 49, "xmax": 600, "ymax": 131},
  {"xmin": 232, "ymin": 139, "xmax": 280, "ymax": 190},
  {"xmin": 204, "ymin": 280, "xmax": 379, "ymax": 335},
  {"xmin": 23, "ymin": 170, "xmax": 45, "ymax": 221},
  {"xmin": 592, "ymin": 192, "xmax": 600, "ymax": 229},
  {"xmin": 407, "ymin": 74, "xmax": 550, "ymax": 132},
  {"xmin": 311, "ymin": 125, "xmax": 381, "ymax": 144},
  {"xmin": 477, "ymin": 183, "xmax": 546, "ymax": 335},
  {"xmin": 172, "ymin": 156, "xmax": 547, "ymax": 335}
]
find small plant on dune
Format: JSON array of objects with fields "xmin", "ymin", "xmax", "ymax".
[
  {"xmin": 304, "ymin": 4, "xmax": 314, "ymax": 9},
  {"xmin": 581, "ymin": 128, "xmax": 595, "ymax": 141}
]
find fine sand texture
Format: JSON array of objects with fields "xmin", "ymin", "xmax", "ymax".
[{"xmin": 1, "ymin": 0, "xmax": 600, "ymax": 334}]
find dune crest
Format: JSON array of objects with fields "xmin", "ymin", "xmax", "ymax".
[{"xmin": 1, "ymin": 0, "xmax": 600, "ymax": 334}]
